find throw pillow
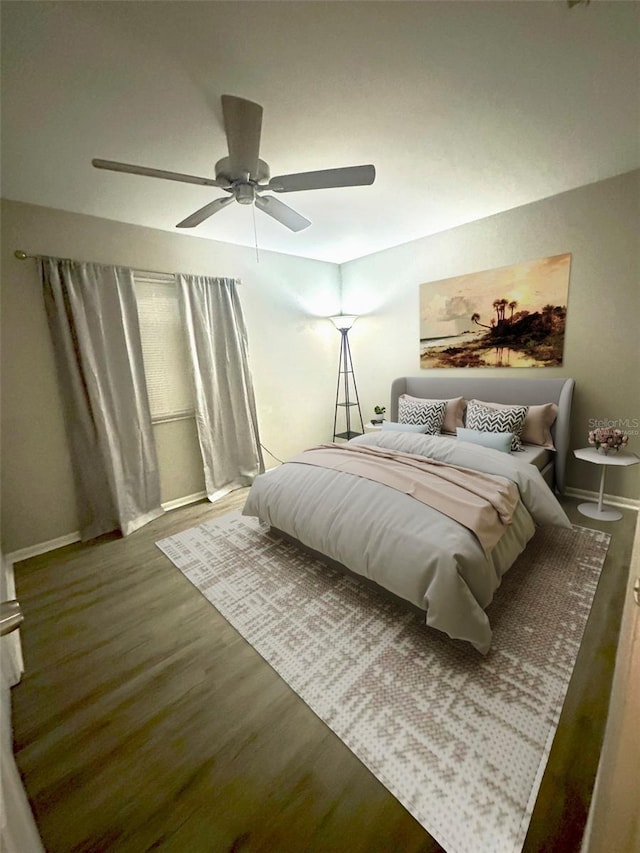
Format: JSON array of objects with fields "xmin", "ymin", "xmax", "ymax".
[
  {"xmin": 465, "ymin": 400, "xmax": 528, "ymax": 451},
  {"xmin": 381, "ymin": 422, "xmax": 429, "ymax": 433},
  {"xmin": 398, "ymin": 398, "xmax": 447, "ymax": 434},
  {"xmin": 471, "ymin": 400, "xmax": 558, "ymax": 448},
  {"xmin": 399, "ymin": 394, "xmax": 465, "ymax": 435},
  {"xmin": 456, "ymin": 428, "xmax": 513, "ymax": 453}
]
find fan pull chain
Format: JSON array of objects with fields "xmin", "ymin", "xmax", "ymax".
[{"xmin": 251, "ymin": 201, "xmax": 260, "ymax": 264}]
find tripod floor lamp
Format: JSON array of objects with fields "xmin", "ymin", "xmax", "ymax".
[{"xmin": 330, "ymin": 314, "xmax": 364, "ymax": 441}]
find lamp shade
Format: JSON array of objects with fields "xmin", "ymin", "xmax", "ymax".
[{"xmin": 329, "ymin": 314, "xmax": 358, "ymax": 331}]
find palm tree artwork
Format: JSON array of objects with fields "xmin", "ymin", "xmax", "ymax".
[{"xmin": 419, "ymin": 253, "xmax": 571, "ymax": 368}]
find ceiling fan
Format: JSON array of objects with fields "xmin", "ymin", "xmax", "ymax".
[{"xmin": 92, "ymin": 95, "xmax": 376, "ymax": 233}]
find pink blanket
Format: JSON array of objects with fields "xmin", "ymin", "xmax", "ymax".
[{"xmin": 288, "ymin": 443, "xmax": 520, "ymax": 554}]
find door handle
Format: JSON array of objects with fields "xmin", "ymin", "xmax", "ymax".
[
  {"xmin": 634, "ymin": 577, "xmax": 640, "ymax": 607},
  {"xmin": 0, "ymin": 600, "xmax": 23, "ymax": 636}
]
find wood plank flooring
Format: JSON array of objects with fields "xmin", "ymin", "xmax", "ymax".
[{"xmin": 10, "ymin": 493, "xmax": 636, "ymax": 853}]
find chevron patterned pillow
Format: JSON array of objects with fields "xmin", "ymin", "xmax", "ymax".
[
  {"xmin": 465, "ymin": 400, "xmax": 529, "ymax": 451},
  {"xmin": 398, "ymin": 397, "xmax": 447, "ymax": 433}
]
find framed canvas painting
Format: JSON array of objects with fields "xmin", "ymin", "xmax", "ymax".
[{"xmin": 419, "ymin": 253, "xmax": 571, "ymax": 368}]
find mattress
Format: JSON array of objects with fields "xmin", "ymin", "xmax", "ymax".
[{"xmin": 518, "ymin": 443, "xmax": 554, "ymax": 472}]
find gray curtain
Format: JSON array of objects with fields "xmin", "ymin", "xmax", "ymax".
[
  {"xmin": 41, "ymin": 258, "xmax": 163, "ymax": 540},
  {"xmin": 177, "ymin": 275, "xmax": 264, "ymax": 501}
]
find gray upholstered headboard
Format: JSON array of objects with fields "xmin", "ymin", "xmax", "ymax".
[{"xmin": 390, "ymin": 376, "xmax": 575, "ymax": 494}]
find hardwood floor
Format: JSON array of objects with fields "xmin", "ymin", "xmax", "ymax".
[{"xmin": 10, "ymin": 493, "xmax": 636, "ymax": 853}]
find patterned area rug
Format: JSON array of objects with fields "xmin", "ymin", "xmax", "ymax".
[{"xmin": 156, "ymin": 513, "xmax": 609, "ymax": 853}]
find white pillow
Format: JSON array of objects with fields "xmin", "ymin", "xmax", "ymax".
[
  {"xmin": 382, "ymin": 422, "xmax": 429, "ymax": 433},
  {"xmin": 456, "ymin": 428, "xmax": 513, "ymax": 453},
  {"xmin": 465, "ymin": 400, "xmax": 528, "ymax": 451}
]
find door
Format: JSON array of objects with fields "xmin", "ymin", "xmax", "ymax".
[{"xmin": 0, "ymin": 553, "xmax": 45, "ymax": 853}]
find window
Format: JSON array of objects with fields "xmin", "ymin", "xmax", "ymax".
[{"xmin": 133, "ymin": 273, "xmax": 195, "ymax": 422}]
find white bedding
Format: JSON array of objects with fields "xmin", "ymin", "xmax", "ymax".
[{"xmin": 242, "ymin": 433, "xmax": 571, "ymax": 653}]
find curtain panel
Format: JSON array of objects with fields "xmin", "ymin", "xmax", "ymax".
[
  {"xmin": 41, "ymin": 258, "xmax": 163, "ymax": 540},
  {"xmin": 177, "ymin": 275, "xmax": 264, "ymax": 501}
]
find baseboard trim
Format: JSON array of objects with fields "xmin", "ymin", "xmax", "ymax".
[
  {"xmin": 6, "ymin": 531, "xmax": 82, "ymax": 567},
  {"xmin": 7, "ymin": 492, "xmax": 209, "ymax": 565},
  {"xmin": 7, "ymin": 483, "xmax": 635, "ymax": 566},
  {"xmin": 564, "ymin": 487, "xmax": 639, "ymax": 511},
  {"xmin": 161, "ymin": 491, "xmax": 207, "ymax": 512}
]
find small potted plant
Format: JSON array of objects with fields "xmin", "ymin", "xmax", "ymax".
[{"xmin": 372, "ymin": 405, "xmax": 386, "ymax": 425}]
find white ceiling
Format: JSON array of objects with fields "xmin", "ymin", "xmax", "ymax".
[{"xmin": 1, "ymin": 1, "xmax": 638, "ymax": 263}]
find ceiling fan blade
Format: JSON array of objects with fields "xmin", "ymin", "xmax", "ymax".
[
  {"xmin": 92, "ymin": 158, "xmax": 228, "ymax": 188},
  {"xmin": 254, "ymin": 195, "xmax": 311, "ymax": 232},
  {"xmin": 176, "ymin": 196, "xmax": 235, "ymax": 228},
  {"xmin": 221, "ymin": 95, "xmax": 263, "ymax": 180},
  {"xmin": 266, "ymin": 164, "xmax": 376, "ymax": 193}
]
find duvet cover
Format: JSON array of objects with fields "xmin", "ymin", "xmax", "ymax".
[{"xmin": 242, "ymin": 432, "xmax": 571, "ymax": 653}]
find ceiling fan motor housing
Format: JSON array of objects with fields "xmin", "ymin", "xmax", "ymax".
[{"xmin": 215, "ymin": 156, "xmax": 270, "ymax": 186}]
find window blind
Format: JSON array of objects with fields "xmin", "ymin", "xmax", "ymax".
[{"xmin": 134, "ymin": 273, "xmax": 195, "ymax": 421}]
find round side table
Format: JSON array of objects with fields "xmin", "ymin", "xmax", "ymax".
[{"xmin": 573, "ymin": 447, "xmax": 639, "ymax": 521}]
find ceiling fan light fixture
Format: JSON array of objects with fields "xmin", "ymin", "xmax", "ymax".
[{"xmin": 235, "ymin": 183, "xmax": 256, "ymax": 205}]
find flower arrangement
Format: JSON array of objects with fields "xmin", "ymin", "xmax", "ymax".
[{"xmin": 588, "ymin": 427, "xmax": 628, "ymax": 454}]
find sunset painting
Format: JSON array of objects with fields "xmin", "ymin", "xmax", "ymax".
[{"xmin": 419, "ymin": 253, "xmax": 571, "ymax": 368}]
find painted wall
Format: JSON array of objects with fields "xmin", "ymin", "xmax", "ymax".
[
  {"xmin": 1, "ymin": 200, "xmax": 340, "ymax": 552},
  {"xmin": 2, "ymin": 172, "xmax": 638, "ymax": 552},
  {"xmin": 341, "ymin": 171, "xmax": 640, "ymax": 500}
]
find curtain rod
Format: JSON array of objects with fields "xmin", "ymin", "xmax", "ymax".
[{"xmin": 13, "ymin": 250, "xmax": 241, "ymax": 284}]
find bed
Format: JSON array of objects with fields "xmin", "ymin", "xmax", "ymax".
[
  {"xmin": 388, "ymin": 376, "xmax": 575, "ymax": 494},
  {"xmin": 242, "ymin": 377, "xmax": 575, "ymax": 654}
]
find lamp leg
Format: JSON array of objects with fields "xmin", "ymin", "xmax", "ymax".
[
  {"xmin": 342, "ymin": 330, "xmax": 350, "ymax": 437},
  {"xmin": 344, "ymin": 333, "xmax": 364, "ymax": 435},
  {"xmin": 332, "ymin": 334, "xmax": 344, "ymax": 441}
]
